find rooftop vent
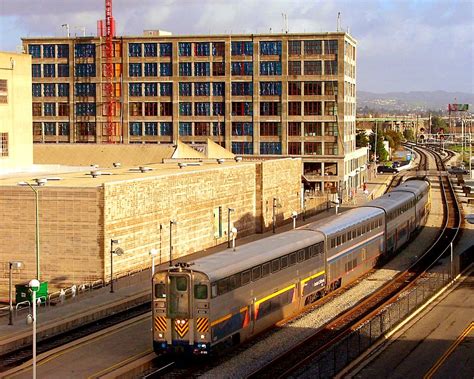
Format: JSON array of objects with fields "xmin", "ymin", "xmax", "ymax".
[
  {"xmin": 139, "ymin": 166, "xmax": 152, "ymax": 173},
  {"xmin": 34, "ymin": 178, "xmax": 48, "ymax": 186},
  {"xmin": 234, "ymin": 156, "xmax": 243, "ymax": 162},
  {"xmin": 90, "ymin": 170, "xmax": 102, "ymax": 178},
  {"xmin": 217, "ymin": 158, "xmax": 225, "ymax": 164},
  {"xmin": 113, "ymin": 162, "xmax": 121, "ymax": 168},
  {"xmin": 178, "ymin": 163, "xmax": 187, "ymax": 169}
]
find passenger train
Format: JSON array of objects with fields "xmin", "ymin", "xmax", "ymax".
[{"xmin": 152, "ymin": 179, "xmax": 431, "ymax": 355}]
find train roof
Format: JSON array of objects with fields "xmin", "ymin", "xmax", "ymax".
[
  {"xmin": 302, "ymin": 207, "xmax": 384, "ymax": 236},
  {"xmin": 390, "ymin": 179, "xmax": 429, "ymax": 197},
  {"xmin": 364, "ymin": 190, "xmax": 415, "ymax": 212},
  {"xmin": 186, "ymin": 229, "xmax": 324, "ymax": 282}
]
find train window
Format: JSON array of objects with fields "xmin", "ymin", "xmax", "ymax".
[
  {"xmin": 252, "ymin": 266, "xmax": 261, "ymax": 281},
  {"xmin": 217, "ymin": 278, "xmax": 229, "ymax": 295},
  {"xmin": 336, "ymin": 236, "xmax": 341, "ymax": 246},
  {"xmin": 297, "ymin": 249, "xmax": 305, "ymax": 262},
  {"xmin": 289, "ymin": 252, "xmax": 297, "ymax": 265},
  {"xmin": 281, "ymin": 255, "xmax": 289, "ymax": 268},
  {"xmin": 154, "ymin": 283, "xmax": 166, "ymax": 299},
  {"xmin": 175, "ymin": 276, "xmax": 188, "ymax": 291},
  {"xmin": 331, "ymin": 239, "xmax": 335, "ymax": 248},
  {"xmin": 352, "ymin": 230, "xmax": 356, "ymax": 239},
  {"xmin": 242, "ymin": 270, "xmax": 251, "ymax": 285},
  {"xmin": 305, "ymin": 248, "xmax": 311, "ymax": 260},
  {"xmin": 357, "ymin": 228, "xmax": 361, "ymax": 237},
  {"xmin": 211, "ymin": 283, "xmax": 217, "ymax": 298},
  {"xmin": 272, "ymin": 259, "xmax": 280, "ymax": 272},
  {"xmin": 262, "ymin": 262, "xmax": 271, "ymax": 277},
  {"xmin": 342, "ymin": 234, "xmax": 346, "ymax": 244},
  {"xmin": 194, "ymin": 284, "xmax": 208, "ymax": 299},
  {"xmin": 229, "ymin": 273, "xmax": 241, "ymax": 290}
]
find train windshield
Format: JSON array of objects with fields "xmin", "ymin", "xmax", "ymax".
[
  {"xmin": 194, "ymin": 284, "xmax": 208, "ymax": 299},
  {"xmin": 154, "ymin": 283, "xmax": 166, "ymax": 299},
  {"xmin": 174, "ymin": 276, "xmax": 188, "ymax": 291}
]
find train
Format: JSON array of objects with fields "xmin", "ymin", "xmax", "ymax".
[{"xmin": 152, "ymin": 179, "xmax": 431, "ymax": 355}]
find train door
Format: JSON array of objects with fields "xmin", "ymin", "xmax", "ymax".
[{"xmin": 168, "ymin": 273, "xmax": 193, "ymax": 345}]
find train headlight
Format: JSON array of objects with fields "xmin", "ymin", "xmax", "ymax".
[
  {"xmin": 200, "ymin": 334, "xmax": 205, "ymax": 339},
  {"xmin": 158, "ymin": 333, "xmax": 163, "ymax": 338},
  {"xmin": 180, "ymin": 319, "xmax": 185, "ymax": 325}
]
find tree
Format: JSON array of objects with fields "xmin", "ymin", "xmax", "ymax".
[
  {"xmin": 431, "ymin": 115, "xmax": 448, "ymax": 134},
  {"xmin": 403, "ymin": 128, "xmax": 415, "ymax": 142},
  {"xmin": 356, "ymin": 130, "xmax": 369, "ymax": 148},
  {"xmin": 384, "ymin": 130, "xmax": 403, "ymax": 150},
  {"xmin": 369, "ymin": 126, "xmax": 389, "ymax": 162}
]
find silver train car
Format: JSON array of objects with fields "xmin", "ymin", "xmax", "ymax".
[{"xmin": 152, "ymin": 179, "xmax": 430, "ymax": 355}]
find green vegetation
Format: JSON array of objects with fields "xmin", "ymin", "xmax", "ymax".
[
  {"xmin": 430, "ymin": 116, "xmax": 448, "ymax": 134},
  {"xmin": 403, "ymin": 128, "xmax": 415, "ymax": 142}
]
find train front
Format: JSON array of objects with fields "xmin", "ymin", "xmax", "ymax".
[{"xmin": 152, "ymin": 264, "xmax": 211, "ymax": 355}]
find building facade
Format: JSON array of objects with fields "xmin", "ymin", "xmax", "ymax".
[{"xmin": 22, "ymin": 32, "xmax": 366, "ymax": 194}]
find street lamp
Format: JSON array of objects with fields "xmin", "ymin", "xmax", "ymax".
[
  {"xmin": 230, "ymin": 227, "xmax": 238, "ymax": 251},
  {"xmin": 8, "ymin": 261, "xmax": 23, "ymax": 325},
  {"xmin": 149, "ymin": 248, "xmax": 158, "ymax": 278},
  {"xmin": 291, "ymin": 211, "xmax": 297, "ymax": 229},
  {"xmin": 28, "ymin": 278, "xmax": 40, "ymax": 379},
  {"xmin": 109, "ymin": 239, "xmax": 123, "ymax": 293},
  {"xmin": 227, "ymin": 208, "xmax": 235, "ymax": 248},
  {"xmin": 169, "ymin": 220, "xmax": 177, "ymax": 267}
]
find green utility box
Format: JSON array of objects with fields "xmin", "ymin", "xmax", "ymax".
[{"xmin": 15, "ymin": 281, "xmax": 48, "ymax": 304}]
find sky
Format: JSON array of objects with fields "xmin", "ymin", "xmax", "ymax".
[{"xmin": 0, "ymin": 0, "xmax": 472, "ymax": 93}]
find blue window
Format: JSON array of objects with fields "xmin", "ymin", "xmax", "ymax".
[
  {"xmin": 43, "ymin": 44, "xmax": 55, "ymax": 58},
  {"xmin": 179, "ymin": 82, "xmax": 192, "ymax": 96},
  {"xmin": 260, "ymin": 142, "xmax": 282, "ymax": 154},
  {"xmin": 179, "ymin": 42, "xmax": 192, "ymax": 56},
  {"xmin": 194, "ymin": 62, "xmax": 210, "ymax": 76},
  {"xmin": 129, "ymin": 83, "xmax": 142, "ymax": 97},
  {"xmin": 195, "ymin": 102, "xmax": 210, "ymax": 116},
  {"xmin": 58, "ymin": 83, "xmax": 69, "ymax": 97},
  {"xmin": 144, "ymin": 43, "xmax": 157, "ymax": 57},
  {"xmin": 144, "ymin": 122, "xmax": 158, "ymax": 136},
  {"xmin": 58, "ymin": 64, "xmax": 69, "ymax": 77},
  {"xmin": 29, "ymin": 44, "xmax": 41, "ymax": 58},
  {"xmin": 231, "ymin": 101, "xmax": 253, "ymax": 116},
  {"xmin": 160, "ymin": 122, "xmax": 172, "ymax": 136},
  {"xmin": 160, "ymin": 83, "xmax": 172, "ymax": 96},
  {"xmin": 179, "ymin": 122, "xmax": 192, "ymax": 136},
  {"xmin": 130, "ymin": 122, "xmax": 142, "ymax": 136},
  {"xmin": 75, "ymin": 43, "xmax": 95, "ymax": 58},
  {"xmin": 260, "ymin": 61, "xmax": 282, "ymax": 75},
  {"xmin": 260, "ymin": 41, "xmax": 282, "ymax": 55},
  {"xmin": 32, "ymin": 64, "xmax": 41, "ymax": 77},
  {"xmin": 160, "ymin": 43, "xmax": 172, "ymax": 57},
  {"xmin": 260, "ymin": 81, "xmax": 282, "ymax": 95},
  {"xmin": 43, "ymin": 64, "xmax": 55, "ymax": 77},
  {"xmin": 160, "ymin": 63, "xmax": 172, "ymax": 76},
  {"xmin": 231, "ymin": 41, "xmax": 253, "ymax": 56},
  {"xmin": 32, "ymin": 84, "xmax": 41, "ymax": 97},
  {"xmin": 232, "ymin": 82, "xmax": 253, "ymax": 96},
  {"xmin": 179, "ymin": 62, "xmax": 192, "ymax": 76},
  {"xmin": 145, "ymin": 83, "xmax": 158, "ymax": 96},
  {"xmin": 58, "ymin": 122, "xmax": 69, "ymax": 135},
  {"xmin": 44, "ymin": 122, "xmax": 56, "ymax": 135},
  {"xmin": 195, "ymin": 42, "xmax": 210, "ymax": 56},
  {"xmin": 213, "ymin": 122, "xmax": 225, "ymax": 136},
  {"xmin": 75, "ymin": 63, "xmax": 95, "ymax": 77},
  {"xmin": 179, "ymin": 102, "xmax": 192, "ymax": 116},
  {"xmin": 129, "ymin": 43, "xmax": 142, "ymax": 57},
  {"xmin": 44, "ymin": 103, "xmax": 56, "ymax": 116},
  {"xmin": 43, "ymin": 84, "xmax": 56, "ymax": 97},
  {"xmin": 213, "ymin": 102, "xmax": 225, "ymax": 116},
  {"xmin": 194, "ymin": 82, "xmax": 210, "ymax": 96},
  {"xmin": 57, "ymin": 44, "xmax": 69, "ymax": 58},
  {"xmin": 232, "ymin": 142, "xmax": 254, "ymax": 155},
  {"xmin": 129, "ymin": 63, "xmax": 142, "ymax": 77},
  {"xmin": 213, "ymin": 82, "xmax": 225, "ymax": 96},
  {"xmin": 144, "ymin": 63, "xmax": 157, "ymax": 77},
  {"xmin": 232, "ymin": 122, "xmax": 253, "ymax": 136},
  {"xmin": 76, "ymin": 103, "xmax": 96, "ymax": 116},
  {"xmin": 75, "ymin": 83, "xmax": 95, "ymax": 96},
  {"xmin": 231, "ymin": 62, "xmax": 253, "ymax": 76}
]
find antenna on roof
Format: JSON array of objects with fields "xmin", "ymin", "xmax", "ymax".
[{"xmin": 337, "ymin": 12, "xmax": 341, "ymax": 32}]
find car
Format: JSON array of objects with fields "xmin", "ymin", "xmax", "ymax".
[
  {"xmin": 377, "ymin": 165, "xmax": 398, "ymax": 174},
  {"xmin": 448, "ymin": 167, "xmax": 468, "ymax": 175},
  {"xmin": 392, "ymin": 161, "xmax": 401, "ymax": 168}
]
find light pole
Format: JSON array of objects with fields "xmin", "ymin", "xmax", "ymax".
[
  {"xmin": 291, "ymin": 211, "xmax": 297, "ymax": 229},
  {"xmin": 374, "ymin": 121, "xmax": 378, "ymax": 177},
  {"xmin": 227, "ymin": 208, "xmax": 235, "ymax": 248},
  {"xmin": 8, "ymin": 261, "xmax": 23, "ymax": 325},
  {"xmin": 230, "ymin": 227, "xmax": 238, "ymax": 251},
  {"xmin": 272, "ymin": 198, "xmax": 279, "ymax": 233},
  {"xmin": 149, "ymin": 248, "xmax": 158, "ymax": 278},
  {"xmin": 169, "ymin": 220, "xmax": 177, "ymax": 267},
  {"xmin": 28, "ymin": 279, "xmax": 40, "ymax": 379},
  {"xmin": 109, "ymin": 239, "xmax": 122, "ymax": 293}
]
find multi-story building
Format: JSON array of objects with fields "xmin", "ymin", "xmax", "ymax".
[{"xmin": 22, "ymin": 32, "xmax": 366, "ymax": 194}]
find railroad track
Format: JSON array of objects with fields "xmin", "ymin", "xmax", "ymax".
[{"xmin": 247, "ymin": 148, "xmax": 461, "ymax": 379}]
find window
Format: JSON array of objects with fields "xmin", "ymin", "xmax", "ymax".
[
  {"xmin": 231, "ymin": 41, "xmax": 253, "ymax": 56},
  {"xmin": 144, "ymin": 83, "xmax": 157, "ymax": 96},
  {"xmin": 213, "ymin": 122, "xmax": 225, "ymax": 136},
  {"xmin": 144, "ymin": 63, "xmax": 157, "ymax": 77},
  {"xmin": 44, "ymin": 122, "xmax": 55, "ymax": 135},
  {"xmin": 75, "ymin": 102, "xmax": 95, "ymax": 116},
  {"xmin": 305, "ymin": 122, "xmax": 322, "ymax": 136},
  {"xmin": 32, "ymin": 64, "xmax": 41, "ymax": 77},
  {"xmin": 195, "ymin": 42, "xmax": 210, "ymax": 56},
  {"xmin": 160, "ymin": 102, "xmax": 172, "ymax": 116},
  {"xmin": 252, "ymin": 266, "xmax": 261, "ymax": 281},
  {"xmin": 179, "ymin": 42, "xmax": 192, "ymax": 56},
  {"xmin": 213, "ymin": 102, "xmax": 224, "ymax": 116},
  {"xmin": 324, "ymin": 60, "xmax": 338, "ymax": 75},
  {"xmin": 58, "ymin": 122, "xmax": 69, "ymax": 135},
  {"xmin": 145, "ymin": 122, "xmax": 158, "ymax": 135},
  {"xmin": 130, "ymin": 122, "xmax": 142, "ymax": 136},
  {"xmin": 325, "ymin": 81, "xmax": 338, "ymax": 95},
  {"xmin": 195, "ymin": 82, "xmax": 210, "ymax": 96},
  {"xmin": 28, "ymin": 45, "xmax": 41, "ymax": 58},
  {"xmin": 32, "ymin": 84, "xmax": 41, "ymax": 97},
  {"xmin": 288, "ymin": 102, "xmax": 301, "ymax": 116},
  {"xmin": 281, "ymin": 255, "xmax": 288, "ymax": 268},
  {"xmin": 43, "ymin": 83, "xmax": 55, "ymax": 97},
  {"xmin": 232, "ymin": 122, "xmax": 253, "ymax": 136},
  {"xmin": 75, "ymin": 43, "xmax": 95, "ymax": 58},
  {"xmin": 129, "ymin": 83, "xmax": 142, "ymax": 97},
  {"xmin": 43, "ymin": 44, "xmax": 55, "ymax": 58},
  {"xmin": 260, "ymin": 81, "xmax": 281, "ymax": 96},
  {"xmin": 325, "ymin": 40, "xmax": 338, "ymax": 54},
  {"xmin": 75, "ymin": 63, "xmax": 95, "ymax": 77},
  {"xmin": 129, "ymin": 43, "xmax": 142, "ymax": 57},
  {"xmin": 129, "ymin": 63, "xmax": 142, "ymax": 77},
  {"xmin": 212, "ymin": 62, "xmax": 225, "ymax": 76},
  {"xmin": 325, "ymin": 101, "xmax": 338, "ymax": 116},
  {"xmin": 304, "ymin": 101, "xmax": 322, "ymax": 115},
  {"xmin": 160, "ymin": 43, "xmax": 172, "ymax": 57},
  {"xmin": 260, "ymin": 142, "xmax": 281, "ymax": 155},
  {"xmin": 260, "ymin": 41, "xmax": 282, "ymax": 55},
  {"xmin": 288, "ymin": 82, "xmax": 301, "ymax": 95},
  {"xmin": 260, "ymin": 102, "xmax": 280, "ymax": 116},
  {"xmin": 160, "ymin": 63, "xmax": 172, "ymax": 76},
  {"xmin": 260, "ymin": 61, "xmax": 282, "ymax": 75},
  {"xmin": 33, "ymin": 103, "xmax": 42, "ymax": 116},
  {"xmin": 232, "ymin": 102, "xmax": 252, "ymax": 116},
  {"xmin": 304, "ymin": 61, "xmax": 322, "ymax": 75},
  {"xmin": 75, "ymin": 83, "xmax": 95, "ymax": 96},
  {"xmin": 262, "ymin": 262, "xmax": 271, "ymax": 277},
  {"xmin": 288, "ymin": 41, "xmax": 301, "ymax": 55},
  {"xmin": 260, "ymin": 122, "xmax": 280, "ymax": 136},
  {"xmin": 304, "ymin": 40, "xmax": 322, "ymax": 55},
  {"xmin": 212, "ymin": 42, "xmax": 225, "ymax": 56},
  {"xmin": 271, "ymin": 259, "xmax": 280, "ymax": 273},
  {"xmin": 160, "ymin": 83, "xmax": 172, "ymax": 96},
  {"xmin": 213, "ymin": 82, "xmax": 224, "ymax": 96},
  {"xmin": 44, "ymin": 103, "xmax": 55, "ymax": 116},
  {"xmin": 232, "ymin": 142, "xmax": 253, "ymax": 155},
  {"xmin": 179, "ymin": 122, "xmax": 192, "ymax": 136},
  {"xmin": 288, "ymin": 122, "xmax": 301, "ymax": 136},
  {"xmin": 288, "ymin": 142, "xmax": 301, "ymax": 155},
  {"xmin": 144, "ymin": 102, "xmax": 158, "ymax": 116},
  {"xmin": 194, "ymin": 284, "xmax": 208, "ymax": 299},
  {"xmin": 160, "ymin": 122, "xmax": 172, "ymax": 136},
  {"xmin": 195, "ymin": 122, "xmax": 210, "ymax": 136},
  {"xmin": 305, "ymin": 82, "xmax": 322, "ymax": 95},
  {"xmin": 76, "ymin": 122, "xmax": 96, "ymax": 136},
  {"xmin": 58, "ymin": 103, "xmax": 69, "ymax": 116},
  {"xmin": 179, "ymin": 62, "xmax": 192, "ymax": 76},
  {"xmin": 179, "ymin": 82, "xmax": 192, "ymax": 96},
  {"xmin": 288, "ymin": 61, "xmax": 301, "ymax": 75},
  {"xmin": 232, "ymin": 82, "xmax": 253, "ymax": 96},
  {"xmin": 194, "ymin": 62, "xmax": 210, "ymax": 76},
  {"xmin": 58, "ymin": 83, "xmax": 69, "ymax": 97},
  {"xmin": 129, "ymin": 102, "xmax": 142, "ymax": 116},
  {"xmin": 195, "ymin": 102, "xmax": 210, "ymax": 116},
  {"xmin": 179, "ymin": 102, "xmax": 192, "ymax": 116},
  {"xmin": 324, "ymin": 142, "xmax": 338, "ymax": 155},
  {"xmin": 304, "ymin": 142, "xmax": 322, "ymax": 155},
  {"xmin": 154, "ymin": 283, "xmax": 166, "ymax": 299},
  {"xmin": 57, "ymin": 44, "xmax": 69, "ymax": 58},
  {"xmin": 43, "ymin": 64, "xmax": 55, "ymax": 77},
  {"xmin": 144, "ymin": 43, "xmax": 157, "ymax": 57},
  {"xmin": 242, "ymin": 270, "xmax": 251, "ymax": 285},
  {"xmin": 289, "ymin": 252, "xmax": 297, "ymax": 265},
  {"xmin": 231, "ymin": 62, "xmax": 253, "ymax": 76}
]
